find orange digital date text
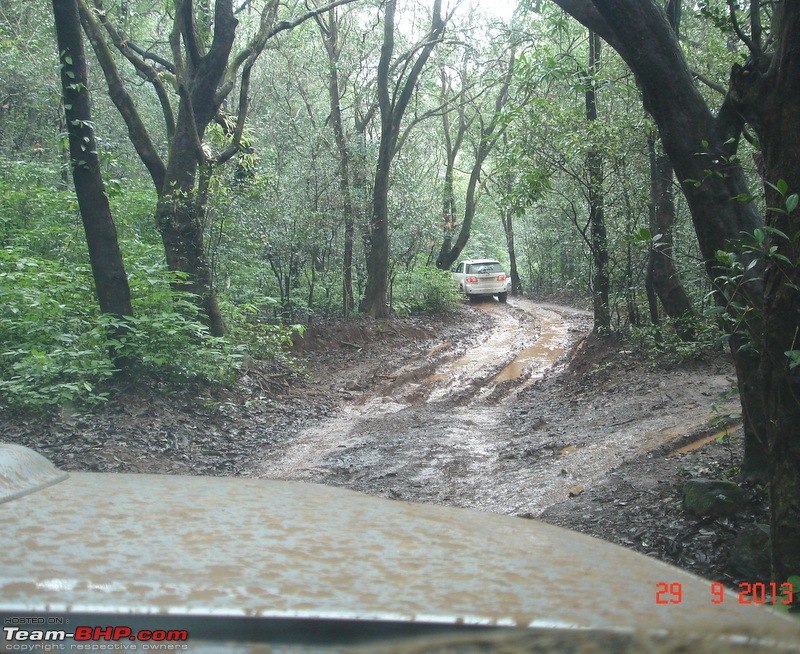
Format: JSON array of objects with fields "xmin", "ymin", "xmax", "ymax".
[{"xmin": 655, "ymin": 581, "xmax": 795, "ymax": 605}]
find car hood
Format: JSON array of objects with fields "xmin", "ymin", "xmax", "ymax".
[{"xmin": 1, "ymin": 444, "xmax": 799, "ymax": 648}]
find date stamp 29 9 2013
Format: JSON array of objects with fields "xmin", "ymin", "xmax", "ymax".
[{"xmin": 655, "ymin": 581, "xmax": 795, "ymax": 606}]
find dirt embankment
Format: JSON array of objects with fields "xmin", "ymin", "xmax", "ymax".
[{"xmin": 1, "ymin": 299, "xmax": 764, "ymax": 585}]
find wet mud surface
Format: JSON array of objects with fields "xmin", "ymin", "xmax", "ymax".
[
  {"xmin": 253, "ymin": 300, "xmax": 740, "ymax": 522},
  {"xmin": 1, "ymin": 299, "xmax": 768, "ymax": 585},
  {"xmin": 253, "ymin": 300, "xmax": 588, "ymax": 515}
]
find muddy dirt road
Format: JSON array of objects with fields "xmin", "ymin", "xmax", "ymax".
[
  {"xmin": 4, "ymin": 297, "xmax": 756, "ymax": 582},
  {"xmin": 252, "ymin": 300, "xmax": 737, "ymax": 518}
]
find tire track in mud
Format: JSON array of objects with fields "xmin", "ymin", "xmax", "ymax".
[{"xmin": 254, "ymin": 300, "xmax": 590, "ymax": 514}]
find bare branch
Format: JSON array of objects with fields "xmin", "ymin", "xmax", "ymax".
[
  {"xmin": 217, "ymin": 0, "xmax": 359, "ymax": 162},
  {"xmin": 90, "ymin": 0, "xmax": 176, "ymax": 136},
  {"xmin": 177, "ymin": 0, "xmax": 202, "ymax": 67},
  {"xmin": 124, "ymin": 40, "xmax": 177, "ymax": 74},
  {"xmin": 692, "ymin": 70, "xmax": 727, "ymax": 95},
  {"xmin": 78, "ymin": 0, "xmax": 167, "ymax": 189},
  {"xmin": 267, "ymin": 0, "xmax": 360, "ymax": 40},
  {"xmin": 727, "ymin": 0, "xmax": 758, "ymax": 56},
  {"xmin": 395, "ymin": 100, "xmax": 450, "ymax": 156}
]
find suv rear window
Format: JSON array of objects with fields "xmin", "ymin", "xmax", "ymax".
[{"xmin": 466, "ymin": 262, "xmax": 503, "ymax": 274}]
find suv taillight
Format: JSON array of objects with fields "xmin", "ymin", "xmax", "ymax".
[
  {"xmin": 466, "ymin": 276, "xmax": 478, "ymax": 283},
  {"xmin": 497, "ymin": 274, "xmax": 506, "ymax": 281}
]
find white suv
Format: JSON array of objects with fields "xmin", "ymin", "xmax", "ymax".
[{"xmin": 452, "ymin": 259, "xmax": 511, "ymax": 303}]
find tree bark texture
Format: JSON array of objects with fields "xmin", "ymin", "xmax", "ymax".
[
  {"xmin": 52, "ymin": 0, "xmax": 134, "ymax": 327},
  {"xmin": 728, "ymin": 2, "xmax": 800, "ymax": 584},
  {"xmin": 550, "ymin": 0, "xmax": 798, "ymax": 574},
  {"xmin": 361, "ymin": 0, "xmax": 444, "ymax": 317},
  {"xmin": 646, "ymin": 131, "xmax": 696, "ymax": 339},
  {"xmin": 585, "ymin": 30, "xmax": 610, "ymax": 331}
]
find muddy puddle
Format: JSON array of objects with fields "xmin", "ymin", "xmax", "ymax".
[
  {"xmin": 253, "ymin": 299, "xmax": 737, "ymax": 518},
  {"xmin": 494, "ymin": 309, "xmax": 567, "ymax": 383},
  {"xmin": 253, "ymin": 300, "xmax": 588, "ymax": 512}
]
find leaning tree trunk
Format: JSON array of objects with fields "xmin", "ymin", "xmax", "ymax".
[
  {"xmin": 53, "ymin": 0, "xmax": 133, "ymax": 365},
  {"xmin": 435, "ymin": 149, "xmax": 459, "ymax": 270},
  {"xmin": 552, "ymin": 0, "xmax": 769, "ymax": 480},
  {"xmin": 435, "ymin": 62, "xmax": 468, "ymax": 271},
  {"xmin": 646, "ymin": 131, "xmax": 696, "ymax": 339},
  {"xmin": 437, "ymin": 142, "xmax": 487, "ymax": 271},
  {"xmin": 729, "ymin": 3, "xmax": 800, "ymax": 584},
  {"xmin": 437, "ymin": 50, "xmax": 515, "ymax": 272}
]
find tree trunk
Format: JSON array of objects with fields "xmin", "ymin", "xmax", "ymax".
[
  {"xmin": 435, "ymin": 62, "xmax": 469, "ymax": 271},
  {"xmin": 435, "ymin": 148, "xmax": 459, "ymax": 269},
  {"xmin": 550, "ymin": 0, "xmax": 776, "ymax": 555},
  {"xmin": 729, "ymin": 2, "xmax": 800, "ymax": 585},
  {"xmin": 552, "ymin": 0, "xmax": 769, "ymax": 480},
  {"xmin": 437, "ymin": 144, "xmax": 486, "ymax": 271},
  {"xmin": 437, "ymin": 51, "xmax": 516, "ymax": 272},
  {"xmin": 81, "ymin": 0, "xmax": 359, "ymax": 331},
  {"xmin": 362, "ymin": 147, "xmax": 392, "ymax": 317},
  {"xmin": 586, "ymin": 30, "xmax": 610, "ymax": 331},
  {"xmin": 156, "ymin": 110, "xmax": 226, "ymax": 336},
  {"xmin": 644, "ymin": 1, "xmax": 695, "ymax": 340},
  {"xmin": 316, "ymin": 10, "xmax": 356, "ymax": 316},
  {"xmin": 52, "ymin": 0, "xmax": 134, "ymax": 363},
  {"xmin": 361, "ymin": 0, "xmax": 445, "ymax": 317},
  {"xmin": 647, "ymin": 131, "xmax": 696, "ymax": 339},
  {"xmin": 501, "ymin": 210, "xmax": 522, "ymax": 295}
]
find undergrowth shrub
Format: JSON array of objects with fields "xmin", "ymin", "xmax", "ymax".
[
  {"xmin": 113, "ymin": 267, "xmax": 242, "ymax": 383},
  {"xmin": 391, "ymin": 265, "xmax": 460, "ymax": 316},
  {"xmin": 0, "ymin": 161, "xmax": 305, "ymax": 413},
  {"xmin": 0, "ymin": 247, "xmax": 117, "ymax": 409},
  {"xmin": 627, "ymin": 316, "xmax": 724, "ymax": 364},
  {"xmin": 219, "ymin": 296, "xmax": 305, "ymax": 370},
  {"xmin": 0, "ymin": 248, "xmax": 243, "ymax": 413}
]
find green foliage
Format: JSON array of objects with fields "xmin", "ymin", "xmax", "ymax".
[
  {"xmin": 0, "ymin": 157, "xmax": 322, "ymax": 413},
  {"xmin": 117, "ymin": 265, "xmax": 242, "ymax": 383},
  {"xmin": 391, "ymin": 265, "xmax": 460, "ymax": 316},
  {"xmin": 705, "ymin": 247, "xmax": 761, "ymax": 343},
  {"xmin": 220, "ymin": 295, "xmax": 305, "ymax": 368},
  {"xmin": 0, "ymin": 163, "xmax": 225, "ymax": 412},
  {"xmin": 627, "ymin": 316, "xmax": 723, "ymax": 364},
  {"xmin": 0, "ymin": 246, "xmax": 245, "ymax": 412},
  {"xmin": 786, "ymin": 350, "xmax": 800, "ymax": 371},
  {"xmin": 773, "ymin": 575, "xmax": 800, "ymax": 614},
  {"xmin": 0, "ymin": 247, "xmax": 116, "ymax": 409}
]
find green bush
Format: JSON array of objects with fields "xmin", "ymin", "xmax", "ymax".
[
  {"xmin": 219, "ymin": 295, "xmax": 305, "ymax": 367},
  {"xmin": 627, "ymin": 316, "xmax": 724, "ymax": 364},
  {"xmin": 0, "ymin": 247, "xmax": 117, "ymax": 409},
  {"xmin": 0, "ymin": 247, "xmax": 244, "ymax": 413},
  {"xmin": 391, "ymin": 265, "xmax": 461, "ymax": 316}
]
